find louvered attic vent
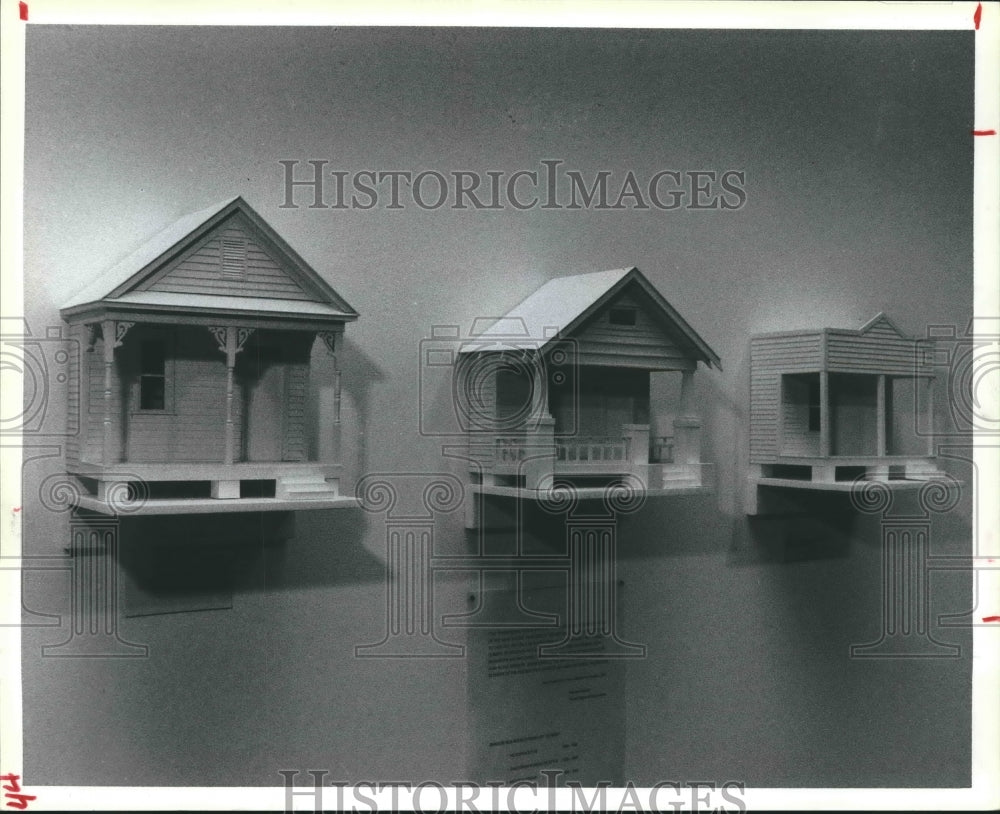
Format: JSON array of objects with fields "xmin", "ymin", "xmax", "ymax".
[{"xmin": 220, "ymin": 230, "xmax": 247, "ymax": 279}]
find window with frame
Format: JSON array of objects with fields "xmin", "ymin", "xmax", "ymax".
[
  {"xmin": 138, "ymin": 339, "xmax": 168, "ymax": 411},
  {"xmin": 608, "ymin": 307, "xmax": 637, "ymax": 327}
]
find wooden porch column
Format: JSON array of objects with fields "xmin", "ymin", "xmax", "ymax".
[
  {"xmin": 318, "ymin": 331, "xmax": 342, "ymax": 463},
  {"xmin": 223, "ymin": 326, "xmax": 237, "ymax": 465},
  {"xmin": 532, "ymin": 355, "xmax": 549, "ymax": 420},
  {"xmin": 819, "ymin": 370, "xmax": 830, "ymax": 457},
  {"xmin": 876, "ymin": 374, "xmax": 887, "ymax": 456},
  {"xmin": 99, "ymin": 319, "xmax": 133, "ymax": 465},
  {"xmin": 672, "ymin": 369, "xmax": 702, "ymax": 468},
  {"xmin": 524, "ymin": 414, "xmax": 556, "ymax": 491},
  {"xmin": 208, "ymin": 326, "xmax": 254, "ymax": 468},
  {"xmin": 678, "ymin": 369, "xmax": 696, "ymax": 418}
]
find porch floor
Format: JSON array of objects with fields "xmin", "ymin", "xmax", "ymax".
[
  {"xmin": 73, "ymin": 494, "xmax": 359, "ymax": 516},
  {"xmin": 68, "ymin": 461, "xmax": 342, "ymax": 481},
  {"xmin": 471, "ymin": 483, "xmax": 710, "ymax": 501},
  {"xmin": 754, "ymin": 475, "xmax": 957, "ymax": 493}
]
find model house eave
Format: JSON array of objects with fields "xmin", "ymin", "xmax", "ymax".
[{"xmin": 60, "ymin": 294, "xmax": 358, "ymax": 331}]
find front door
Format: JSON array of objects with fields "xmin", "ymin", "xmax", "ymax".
[{"xmin": 245, "ymin": 347, "xmax": 285, "ymax": 461}]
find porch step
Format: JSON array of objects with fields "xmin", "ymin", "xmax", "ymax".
[
  {"xmin": 659, "ymin": 466, "xmax": 696, "ymax": 481},
  {"xmin": 658, "ymin": 464, "xmax": 703, "ymax": 488},
  {"xmin": 276, "ymin": 471, "xmax": 340, "ymax": 500}
]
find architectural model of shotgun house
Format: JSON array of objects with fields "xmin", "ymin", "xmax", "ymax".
[
  {"xmin": 60, "ymin": 196, "xmax": 358, "ymax": 515},
  {"xmin": 458, "ymin": 266, "xmax": 721, "ymax": 510},
  {"xmin": 747, "ymin": 312, "xmax": 948, "ymax": 513}
]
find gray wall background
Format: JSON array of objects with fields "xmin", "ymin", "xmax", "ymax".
[{"xmin": 20, "ymin": 27, "xmax": 973, "ymax": 787}]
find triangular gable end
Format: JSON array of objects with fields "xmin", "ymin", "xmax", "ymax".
[
  {"xmin": 67, "ymin": 197, "xmax": 357, "ymax": 316},
  {"xmin": 567, "ymin": 284, "xmax": 694, "ymax": 368},
  {"xmin": 138, "ymin": 210, "xmax": 318, "ymax": 302},
  {"xmin": 557, "ymin": 268, "xmax": 722, "ymax": 370},
  {"xmin": 858, "ymin": 312, "xmax": 908, "ymax": 339}
]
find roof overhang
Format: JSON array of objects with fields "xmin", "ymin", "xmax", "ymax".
[{"xmin": 61, "ymin": 292, "xmax": 357, "ymax": 332}]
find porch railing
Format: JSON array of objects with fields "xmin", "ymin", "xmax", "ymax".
[
  {"xmin": 650, "ymin": 435, "xmax": 675, "ymax": 464},
  {"xmin": 556, "ymin": 436, "xmax": 630, "ymax": 463},
  {"xmin": 495, "ymin": 437, "xmax": 530, "ymax": 463},
  {"xmin": 494, "ymin": 436, "xmax": 631, "ymax": 464}
]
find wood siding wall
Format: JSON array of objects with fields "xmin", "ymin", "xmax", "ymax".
[
  {"xmin": 780, "ymin": 374, "xmax": 820, "ymax": 457},
  {"xmin": 749, "ymin": 333, "xmax": 823, "ymax": 463},
  {"xmin": 572, "ymin": 290, "xmax": 696, "ymax": 370},
  {"xmin": 826, "ymin": 332, "xmax": 927, "ymax": 376},
  {"xmin": 123, "ymin": 327, "xmax": 239, "ymax": 463},
  {"xmin": 140, "ymin": 215, "xmax": 313, "ymax": 301},
  {"xmin": 242, "ymin": 331, "xmax": 313, "ymax": 463},
  {"xmin": 828, "ymin": 372, "xmax": 878, "ymax": 456},
  {"xmin": 65, "ymin": 324, "xmax": 82, "ymax": 464},
  {"xmin": 550, "ymin": 366, "xmax": 650, "ymax": 437},
  {"xmin": 282, "ymin": 355, "xmax": 310, "ymax": 462}
]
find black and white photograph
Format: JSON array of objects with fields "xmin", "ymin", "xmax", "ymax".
[{"xmin": 1, "ymin": 1, "xmax": 997, "ymax": 810}]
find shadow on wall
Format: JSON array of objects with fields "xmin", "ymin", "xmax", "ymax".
[
  {"xmin": 697, "ymin": 348, "xmax": 744, "ymax": 517},
  {"xmin": 116, "ymin": 508, "xmax": 386, "ymax": 617},
  {"xmin": 615, "ymin": 492, "xmax": 733, "ymax": 559},
  {"xmin": 264, "ymin": 506, "xmax": 386, "ymax": 590},
  {"xmin": 459, "ymin": 492, "xmax": 732, "ymax": 560},
  {"xmin": 730, "ymin": 492, "xmax": 863, "ymax": 565}
]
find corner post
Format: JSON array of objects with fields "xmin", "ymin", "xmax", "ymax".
[
  {"xmin": 876, "ymin": 374, "xmax": 887, "ymax": 457},
  {"xmin": 622, "ymin": 424, "xmax": 650, "ymax": 466},
  {"xmin": 209, "ymin": 325, "xmax": 253, "ymax": 475},
  {"xmin": 223, "ymin": 326, "xmax": 237, "ymax": 465},
  {"xmin": 100, "ymin": 320, "xmax": 115, "ymax": 465},
  {"xmin": 317, "ymin": 331, "xmax": 342, "ymax": 463},
  {"xmin": 100, "ymin": 319, "xmax": 132, "ymax": 465},
  {"xmin": 523, "ymin": 415, "xmax": 556, "ymax": 491},
  {"xmin": 672, "ymin": 370, "xmax": 702, "ymax": 473},
  {"xmin": 819, "ymin": 370, "xmax": 830, "ymax": 457}
]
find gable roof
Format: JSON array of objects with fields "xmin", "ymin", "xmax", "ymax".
[
  {"xmin": 858, "ymin": 311, "xmax": 907, "ymax": 338},
  {"xmin": 460, "ymin": 267, "xmax": 721, "ymax": 369},
  {"xmin": 60, "ymin": 196, "xmax": 358, "ymax": 321}
]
